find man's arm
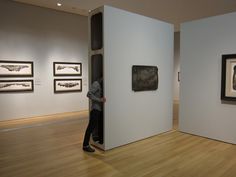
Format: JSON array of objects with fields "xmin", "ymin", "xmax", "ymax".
[{"xmin": 87, "ymin": 81, "xmax": 102, "ymax": 102}]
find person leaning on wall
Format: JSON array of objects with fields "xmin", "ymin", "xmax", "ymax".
[{"xmin": 82, "ymin": 78, "xmax": 106, "ymax": 152}]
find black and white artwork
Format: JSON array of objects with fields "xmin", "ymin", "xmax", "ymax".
[
  {"xmin": 0, "ymin": 80, "xmax": 34, "ymax": 92},
  {"xmin": 53, "ymin": 62, "xmax": 82, "ymax": 76},
  {"xmin": 132, "ymin": 65, "xmax": 158, "ymax": 91},
  {"xmin": 0, "ymin": 60, "xmax": 33, "ymax": 77},
  {"xmin": 221, "ymin": 54, "xmax": 236, "ymax": 101},
  {"xmin": 233, "ymin": 65, "xmax": 236, "ymax": 91},
  {"xmin": 54, "ymin": 79, "xmax": 82, "ymax": 93}
]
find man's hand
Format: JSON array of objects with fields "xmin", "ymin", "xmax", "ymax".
[{"xmin": 101, "ymin": 97, "xmax": 106, "ymax": 103}]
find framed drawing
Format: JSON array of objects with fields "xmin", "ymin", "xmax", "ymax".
[
  {"xmin": 132, "ymin": 65, "xmax": 158, "ymax": 91},
  {"xmin": 221, "ymin": 54, "xmax": 236, "ymax": 101},
  {"xmin": 54, "ymin": 79, "xmax": 82, "ymax": 93},
  {"xmin": 0, "ymin": 60, "xmax": 33, "ymax": 77},
  {"xmin": 0, "ymin": 80, "xmax": 34, "ymax": 92},
  {"xmin": 178, "ymin": 72, "xmax": 180, "ymax": 82},
  {"xmin": 53, "ymin": 62, "xmax": 82, "ymax": 76}
]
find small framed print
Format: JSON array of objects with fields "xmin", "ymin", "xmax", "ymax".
[
  {"xmin": 54, "ymin": 79, "xmax": 82, "ymax": 93},
  {"xmin": 0, "ymin": 60, "xmax": 33, "ymax": 77},
  {"xmin": 178, "ymin": 72, "xmax": 180, "ymax": 82},
  {"xmin": 53, "ymin": 62, "xmax": 82, "ymax": 76},
  {"xmin": 0, "ymin": 80, "xmax": 34, "ymax": 92},
  {"xmin": 221, "ymin": 54, "xmax": 236, "ymax": 101}
]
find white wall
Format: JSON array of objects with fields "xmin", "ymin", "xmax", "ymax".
[
  {"xmin": 173, "ymin": 32, "xmax": 180, "ymax": 101},
  {"xmin": 180, "ymin": 12, "xmax": 236, "ymax": 144},
  {"xmin": 103, "ymin": 6, "xmax": 174, "ymax": 150},
  {"xmin": 0, "ymin": 1, "xmax": 88, "ymax": 121}
]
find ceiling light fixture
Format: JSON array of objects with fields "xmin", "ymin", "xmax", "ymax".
[{"xmin": 57, "ymin": 3, "xmax": 62, "ymax": 7}]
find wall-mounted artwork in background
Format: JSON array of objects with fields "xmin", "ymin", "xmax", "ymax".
[
  {"xmin": 221, "ymin": 54, "xmax": 236, "ymax": 101},
  {"xmin": 132, "ymin": 65, "xmax": 158, "ymax": 91},
  {"xmin": 0, "ymin": 60, "xmax": 33, "ymax": 77},
  {"xmin": 53, "ymin": 62, "xmax": 82, "ymax": 76},
  {"xmin": 54, "ymin": 79, "xmax": 82, "ymax": 93},
  {"xmin": 0, "ymin": 80, "xmax": 34, "ymax": 92}
]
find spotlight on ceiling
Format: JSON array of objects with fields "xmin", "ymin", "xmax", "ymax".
[{"xmin": 57, "ymin": 3, "xmax": 62, "ymax": 7}]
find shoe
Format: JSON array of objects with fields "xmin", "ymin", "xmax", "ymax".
[{"xmin": 83, "ymin": 145, "xmax": 95, "ymax": 152}]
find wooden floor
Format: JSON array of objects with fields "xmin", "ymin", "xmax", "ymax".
[{"xmin": 0, "ymin": 112, "xmax": 236, "ymax": 177}]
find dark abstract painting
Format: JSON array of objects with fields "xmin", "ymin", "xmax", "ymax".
[{"xmin": 132, "ymin": 65, "xmax": 158, "ymax": 91}]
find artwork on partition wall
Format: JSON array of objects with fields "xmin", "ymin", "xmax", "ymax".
[
  {"xmin": 221, "ymin": 54, "xmax": 236, "ymax": 101},
  {"xmin": 53, "ymin": 62, "xmax": 82, "ymax": 76},
  {"xmin": 0, "ymin": 60, "xmax": 33, "ymax": 77},
  {"xmin": 132, "ymin": 65, "xmax": 158, "ymax": 91},
  {"xmin": 0, "ymin": 80, "xmax": 34, "ymax": 92},
  {"xmin": 178, "ymin": 72, "xmax": 180, "ymax": 82},
  {"xmin": 54, "ymin": 79, "xmax": 82, "ymax": 93}
]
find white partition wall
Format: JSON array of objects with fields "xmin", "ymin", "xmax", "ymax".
[
  {"xmin": 180, "ymin": 12, "xmax": 236, "ymax": 144},
  {"xmin": 89, "ymin": 6, "xmax": 174, "ymax": 150}
]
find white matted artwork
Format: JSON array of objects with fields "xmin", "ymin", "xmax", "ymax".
[
  {"xmin": 54, "ymin": 79, "xmax": 82, "ymax": 93},
  {"xmin": 221, "ymin": 54, "xmax": 236, "ymax": 101},
  {"xmin": 0, "ymin": 60, "xmax": 33, "ymax": 77},
  {"xmin": 0, "ymin": 80, "xmax": 34, "ymax": 92},
  {"xmin": 53, "ymin": 62, "xmax": 82, "ymax": 76}
]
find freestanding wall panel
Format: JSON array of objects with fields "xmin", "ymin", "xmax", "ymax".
[
  {"xmin": 180, "ymin": 12, "xmax": 236, "ymax": 144},
  {"xmin": 89, "ymin": 6, "xmax": 174, "ymax": 150}
]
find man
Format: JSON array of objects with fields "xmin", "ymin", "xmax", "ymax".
[{"xmin": 83, "ymin": 78, "xmax": 106, "ymax": 152}]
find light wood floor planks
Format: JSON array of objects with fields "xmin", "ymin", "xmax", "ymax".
[{"xmin": 0, "ymin": 112, "xmax": 236, "ymax": 177}]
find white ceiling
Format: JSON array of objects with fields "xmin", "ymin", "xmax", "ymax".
[{"xmin": 14, "ymin": 0, "xmax": 236, "ymax": 31}]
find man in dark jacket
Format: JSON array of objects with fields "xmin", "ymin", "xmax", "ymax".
[{"xmin": 83, "ymin": 78, "xmax": 106, "ymax": 152}]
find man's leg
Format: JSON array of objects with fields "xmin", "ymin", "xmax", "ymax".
[{"xmin": 82, "ymin": 110, "xmax": 98, "ymax": 151}]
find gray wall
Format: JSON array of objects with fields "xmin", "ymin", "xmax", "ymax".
[
  {"xmin": 180, "ymin": 12, "xmax": 236, "ymax": 144},
  {"xmin": 0, "ymin": 1, "xmax": 88, "ymax": 121},
  {"xmin": 103, "ymin": 6, "xmax": 174, "ymax": 150}
]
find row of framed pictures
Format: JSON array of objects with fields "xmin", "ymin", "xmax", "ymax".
[
  {"xmin": 53, "ymin": 62, "xmax": 82, "ymax": 93},
  {"xmin": 0, "ymin": 79, "xmax": 82, "ymax": 93},
  {"xmin": 0, "ymin": 60, "xmax": 82, "ymax": 93},
  {"xmin": 0, "ymin": 61, "xmax": 82, "ymax": 77},
  {"xmin": 0, "ymin": 60, "xmax": 34, "ymax": 92}
]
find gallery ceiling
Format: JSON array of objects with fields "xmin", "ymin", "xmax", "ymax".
[{"xmin": 13, "ymin": 0, "xmax": 236, "ymax": 31}]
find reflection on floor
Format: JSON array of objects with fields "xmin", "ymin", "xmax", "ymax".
[{"xmin": 1, "ymin": 111, "xmax": 236, "ymax": 177}]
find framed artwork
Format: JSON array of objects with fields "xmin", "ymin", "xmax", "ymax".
[
  {"xmin": 132, "ymin": 65, "xmax": 158, "ymax": 91},
  {"xmin": 178, "ymin": 72, "xmax": 180, "ymax": 82},
  {"xmin": 53, "ymin": 62, "xmax": 82, "ymax": 76},
  {"xmin": 54, "ymin": 79, "xmax": 82, "ymax": 93},
  {"xmin": 0, "ymin": 60, "xmax": 33, "ymax": 77},
  {"xmin": 221, "ymin": 54, "xmax": 236, "ymax": 101},
  {"xmin": 0, "ymin": 80, "xmax": 34, "ymax": 92}
]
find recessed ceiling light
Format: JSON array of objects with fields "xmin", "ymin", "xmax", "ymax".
[{"xmin": 57, "ymin": 3, "xmax": 62, "ymax": 7}]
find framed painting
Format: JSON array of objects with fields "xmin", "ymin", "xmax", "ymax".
[
  {"xmin": 53, "ymin": 62, "xmax": 82, "ymax": 76},
  {"xmin": 221, "ymin": 54, "xmax": 236, "ymax": 101},
  {"xmin": 178, "ymin": 72, "xmax": 180, "ymax": 82},
  {"xmin": 54, "ymin": 79, "xmax": 82, "ymax": 93},
  {"xmin": 0, "ymin": 80, "xmax": 34, "ymax": 92},
  {"xmin": 0, "ymin": 60, "xmax": 33, "ymax": 77},
  {"xmin": 132, "ymin": 65, "xmax": 158, "ymax": 91}
]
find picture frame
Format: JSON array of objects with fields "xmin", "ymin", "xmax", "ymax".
[
  {"xmin": 178, "ymin": 72, "xmax": 180, "ymax": 82},
  {"xmin": 53, "ymin": 62, "xmax": 82, "ymax": 76},
  {"xmin": 54, "ymin": 79, "xmax": 82, "ymax": 93},
  {"xmin": 132, "ymin": 65, "xmax": 158, "ymax": 91},
  {"xmin": 0, "ymin": 80, "xmax": 34, "ymax": 92},
  {"xmin": 221, "ymin": 54, "xmax": 236, "ymax": 101},
  {"xmin": 0, "ymin": 60, "xmax": 33, "ymax": 77}
]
